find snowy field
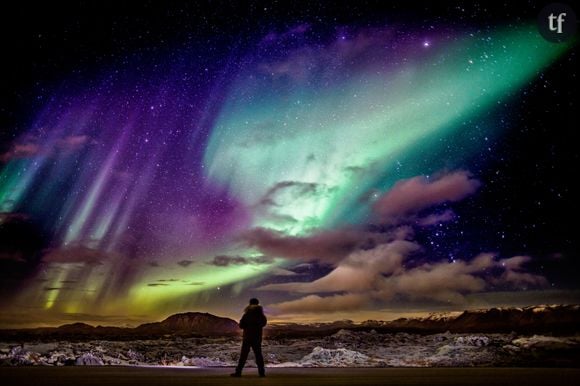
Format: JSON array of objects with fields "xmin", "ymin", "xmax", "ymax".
[{"xmin": 2, "ymin": 330, "xmax": 579, "ymax": 367}]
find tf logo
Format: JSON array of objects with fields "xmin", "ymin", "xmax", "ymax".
[{"xmin": 538, "ymin": 3, "xmax": 577, "ymax": 42}]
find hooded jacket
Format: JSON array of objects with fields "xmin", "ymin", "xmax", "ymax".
[{"xmin": 239, "ymin": 304, "xmax": 267, "ymax": 341}]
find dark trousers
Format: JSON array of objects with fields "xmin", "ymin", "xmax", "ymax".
[{"xmin": 235, "ymin": 339, "xmax": 265, "ymax": 375}]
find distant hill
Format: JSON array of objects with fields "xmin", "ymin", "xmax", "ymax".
[
  {"xmin": 136, "ymin": 312, "xmax": 239, "ymax": 335},
  {"xmin": 378, "ymin": 304, "xmax": 580, "ymax": 333},
  {"xmin": 1, "ymin": 305, "xmax": 579, "ymax": 341},
  {"xmin": 265, "ymin": 305, "xmax": 580, "ymax": 338},
  {"xmin": 0, "ymin": 312, "xmax": 239, "ymax": 341}
]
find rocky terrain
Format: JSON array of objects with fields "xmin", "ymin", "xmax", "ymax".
[
  {"xmin": 1, "ymin": 305, "xmax": 579, "ymax": 367},
  {"xmin": 2, "ymin": 331, "xmax": 579, "ymax": 367}
]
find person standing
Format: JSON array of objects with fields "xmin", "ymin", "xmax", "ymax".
[{"xmin": 231, "ymin": 298, "xmax": 267, "ymax": 377}]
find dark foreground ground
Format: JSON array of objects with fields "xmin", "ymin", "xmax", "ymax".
[{"xmin": 1, "ymin": 367, "xmax": 579, "ymax": 386}]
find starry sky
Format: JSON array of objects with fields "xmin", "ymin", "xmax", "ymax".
[{"xmin": 0, "ymin": 1, "xmax": 578, "ymax": 327}]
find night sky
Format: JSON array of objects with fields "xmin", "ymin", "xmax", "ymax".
[{"xmin": 0, "ymin": 1, "xmax": 578, "ymax": 327}]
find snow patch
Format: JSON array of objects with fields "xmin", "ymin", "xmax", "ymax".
[
  {"xmin": 75, "ymin": 352, "xmax": 104, "ymax": 365},
  {"xmin": 179, "ymin": 356, "xmax": 231, "ymax": 367},
  {"xmin": 298, "ymin": 346, "xmax": 372, "ymax": 367},
  {"xmin": 512, "ymin": 335, "xmax": 580, "ymax": 350},
  {"xmin": 454, "ymin": 336, "xmax": 490, "ymax": 347}
]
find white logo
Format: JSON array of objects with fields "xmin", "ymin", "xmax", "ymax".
[
  {"xmin": 548, "ymin": 12, "xmax": 567, "ymax": 34},
  {"xmin": 538, "ymin": 4, "xmax": 577, "ymax": 42}
]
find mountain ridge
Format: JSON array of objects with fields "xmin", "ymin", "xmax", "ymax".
[
  {"xmin": 0, "ymin": 304, "xmax": 578, "ymax": 341},
  {"xmin": 0, "ymin": 311, "xmax": 239, "ymax": 340}
]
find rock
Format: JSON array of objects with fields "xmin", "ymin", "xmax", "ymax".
[
  {"xmin": 75, "ymin": 352, "xmax": 104, "ymax": 365},
  {"xmin": 512, "ymin": 335, "xmax": 580, "ymax": 350},
  {"xmin": 299, "ymin": 346, "xmax": 372, "ymax": 367},
  {"xmin": 330, "ymin": 329, "xmax": 355, "ymax": 339},
  {"xmin": 455, "ymin": 336, "xmax": 490, "ymax": 347}
]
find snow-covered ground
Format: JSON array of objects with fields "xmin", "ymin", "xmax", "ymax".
[{"xmin": 1, "ymin": 331, "xmax": 579, "ymax": 367}]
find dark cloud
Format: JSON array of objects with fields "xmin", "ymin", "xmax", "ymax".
[
  {"xmin": 210, "ymin": 255, "xmax": 250, "ymax": 267},
  {"xmin": 254, "ymin": 181, "xmax": 332, "ymax": 227},
  {"xmin": 147, "ymin": 283, "xmax": 169, "ymax": 287},
  {"xmin": 259, "ymin": 181, "xmax": 323, "ymax": 207},
  {"xmin": 0, "ymin": 213, "xmax": 45, "ymax": 263},
  {"xmin": 43, "ymin": 246, "xmax": 107, "ymax": 266},
  {"xmin": 0, "ymin": 214, "xmax": 50, "ymax": 303},
  {"xmin": 258, "ymin": 240, "xmax": 420, "ymax": 294},
  {"xmin": 242, "ymin": 227, "xmax": 379, "ymax": 264},
  {"xmin": 177, "ymin": 260, "xmax": 193, "ymax": 267},
  {"xmin": 43, "ymin": 286, "xmax": 73, "ymax": 291},
  {"xmin": 208, "ymin": 254, "xmax": 274, "ymax": 267},
  {"xmin": 269, "ymin": 267, "xmax": 300, "ymax": 276}
]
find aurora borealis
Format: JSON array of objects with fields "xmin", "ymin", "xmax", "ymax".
[{"xmin": 0, "ymin": 2, "xmax": 578, "ymax": 327}]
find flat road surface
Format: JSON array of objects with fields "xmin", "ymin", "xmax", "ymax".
[{"xmin": 1, "ymin": 367, "xmax": 579, "ymax": 386}]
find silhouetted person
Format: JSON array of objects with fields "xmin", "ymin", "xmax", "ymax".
[{"xmin": 231, "ymin": 298, "xmax": 267, "ymax": 377}]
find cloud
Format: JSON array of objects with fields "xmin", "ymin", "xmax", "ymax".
[
  {"xmin": 251, "ymin": 170, "xmax": 544, "ymax": 316},
  {"xmin": 254, "ymin": 181, "xmax": 333, "ymax": 228},
  {"xmin": 380, "ymin": 253, "xmax": 495, "ymax": 303},
  {"xmin": 271, "ymin": 293, "xmax": 370, "ymax": 314},
  {"xmin": 259, "ymin": 181, "xmax": 323, "ymax": 207},
  {"xmin": 493, "ymin": 256, "xmax": 549, "ymax": 288},
  {"xmin": 1, "ymin": 143, "xmax": 40, "ymax": 162},
  {"xmin": 258, "ymin": 240, "xmax": 420, "ymax": 293},
  {"xmin": 373, "ymin": 170, "xmax": 481, "ymax": 220},
  {"xmin": 293, "ymin": 263, "xmax": 314, "ymax": 269},
  {"xmin": 415, "ymin": 210, "xmax": 456, "ymax": 226},
  {"xmin": 264, "ymin": 248, "xmax": 548, "ymax": 315},
  {"xmin": 269, "ymin": 267, "xmax": 300, "ymax": 276},
  {"xmin": 496, "ymin": 270, "xmax": 548, "ymax": 287},
  {"xmin": 258, "ymin": 27, "xmax": 392, "ymax": 82},
  {"xmin": 209, "ymin": 255, "xmax": 248, "ymax": 266},
  {"xmin": 260, "ymin": 23, "xmax": 311, "ymax": 45},
  {"xmin": 43, "ymin": 246, "xmax": 107, "ymax": 266},
  {"xmin": 499, "ymin": 255, "xmax": 531, "ymax": 270},
  {"xmin": 207, "ymin": 254, "xmax": 274, "ymax": 267},
  {"xmin": 242, "ymin": 227, "xmax": 376, "ymax": 264},
  {"xmin": 1, "ymin": 135, "xmax": 93, "ymax": 163},
  {"xmin": 177, "ymin": 260, "xmax": 193, "ymax": 267},
  {"xmin": 56, "ymin": 135, "xmax": 91, "ymax": 151}
]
